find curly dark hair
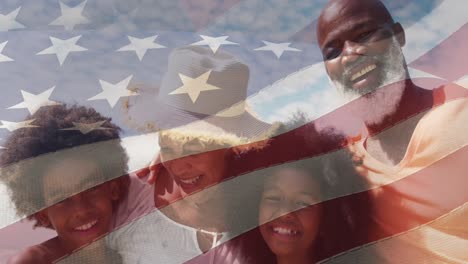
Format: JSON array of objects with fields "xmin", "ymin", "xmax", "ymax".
[
  {"xmin": 224, "ymin": 115, "xmax": 374, "ymax": 263},
  {"xmin": 0, "ymin": 104, "xmax": 129, "ymax": 228}
]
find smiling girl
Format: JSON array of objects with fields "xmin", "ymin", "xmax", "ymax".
[{"xmin": 254, "ymin": 147, "xmax": 373, "ymax": 264}]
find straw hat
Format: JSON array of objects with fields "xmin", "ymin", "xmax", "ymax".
[{"xmin": 122, "ymin": 46, "xmax": 279, "ymax": 139}]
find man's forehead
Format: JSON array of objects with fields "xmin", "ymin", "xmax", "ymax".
[
  {"xmin": 321, "ymin": 0, "xmax": 390, "ymax": 18},
  {"xmin": 43, "ymin": 159, "xmax": 102, "ymax": 201},
  {"xmin": 318, "ymin": 0, "xmax": 393, "ymax": 45},
  {"xmin": 320, "ymin": 17, "xmax": 376, "ymax": 47}
]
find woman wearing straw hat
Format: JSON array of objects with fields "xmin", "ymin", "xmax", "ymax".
[{"xmin": 106, "ymin": 46, "xmax": 280, "ymax": 264}]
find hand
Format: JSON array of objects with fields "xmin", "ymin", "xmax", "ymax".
[{"xmin": 136, "ymin": 155, "xmax": 162, "ymax": 185}]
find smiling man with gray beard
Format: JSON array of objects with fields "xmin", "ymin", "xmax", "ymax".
[
  {"xmin": 316, "ymin": 0, "xmax": 430, "ymax": 166},
  {"xmin": 330, "ymin": 35, "xmax": 407, "ymax": 128},
  {"xmin": 314, "ymin": 0, "xmax": 468, "ymax": 263}
]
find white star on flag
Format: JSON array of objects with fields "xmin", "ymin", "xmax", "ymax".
[
  {"xmin": 0, "ymin": 7, "xmax": 25, "ymax": 31},
  {"xmin": 37, "ymin": 35, "xmax": 87, "ymax": 65},
  {"xmin": 8, "ymin": 87, "xmax": 61, "ymax": 115},
  {"xmin": 117, "ymin": 35, "xmax": 166, "ymax": 61},
  {"xmin": 49, "ymin": 0, "xmax": 90, "ymax": 31},
  {"xmin": 0, "ymin": 119, "xmax": 37, "ymax": 132},
  {"xmin": 0, "ymin": 41, "xmax": 13, "ymax": 62},
  {"xmin": 169, "ymin": 70, "xmax": 221, "ymax": 103},
  {"xmin": 190, "ymin": 35, "xmax": 238, "ymax": 53},
  {"xmin": 61, "ymin": 121, "xmax": 110, "ymax": 134},
  {"xmin": 254, "ymin": 41, "xmax": 301, "ymax": 59},
  {"xmin": 88, "ymin": 75, "xmax": 139, "ymax": 108}
]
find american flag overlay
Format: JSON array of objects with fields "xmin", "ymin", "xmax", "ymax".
[{"xmin": 0, "ymin": 0, "xmax": 467, "ymax": 263}]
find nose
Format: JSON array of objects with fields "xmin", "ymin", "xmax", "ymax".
[
  {"xmin": 341, "ymin": 40, "xmax": 367, "ymax": 66},
  {"xmin": 68, "ymin": 192, "xmax": 93, "ymax": 214},
  {"xmin": 273, "ymin": 201, "xmax": 298, "ymax": 220}
]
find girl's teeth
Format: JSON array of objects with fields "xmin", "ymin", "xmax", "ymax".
[
  {"xmin": 74, "ymin": 220, "xmax": 97, "ymax": 231},
  {"xmin": 180, "ymin": 175, "xmax": 201, "ymax": 185},
  {"xmin": 351, "ymin": 64, "xmax": 377, "ymax": 81},
  {"xmin": 273, "ymin": 227, "xmax": 298, "ymax": 235}
]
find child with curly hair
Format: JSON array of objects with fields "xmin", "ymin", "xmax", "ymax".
[{"xmin": 1, "ymin": 105, "xmax": 129, "ymax": 264}]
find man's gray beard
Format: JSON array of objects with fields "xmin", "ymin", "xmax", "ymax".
[{"xmin": 332, "ymin": 36, "xmax": 408, "ymax": 126}]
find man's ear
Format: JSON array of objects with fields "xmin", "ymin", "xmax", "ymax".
[
  {"xmin": 109, "ymin": 181, "xmax": 120, "ymax": 201},
  {"xmin": 392, "ymin": 22, "xmax": 406, "ymax": 47},
  {"xmin": 35, "ymin": 210, "xmax": 52, "ymax": 228}
]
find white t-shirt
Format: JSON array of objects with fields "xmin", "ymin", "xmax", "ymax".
[
  {"xmin": 107, "ymin": 208, "xmax": 231, "ymax": 264},
  {"xmin": 108, "ymin": 174, "xmax": 241, "ymax": 264}
]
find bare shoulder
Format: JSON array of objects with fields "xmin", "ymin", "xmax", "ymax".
[
  {"xmin": 7, "ymin": 246, "xmax": 50, "ymax": 264},
  {"xmin": 7, "ymin": 239, "xmax": 62, "ymax": 264},
  {"xmin": 419, "ymin": 96, "xmax": 468, "ymax": 132},
  {"xmin": 407, "ymin": 96, "xmax": 468, "ymax": 165}
]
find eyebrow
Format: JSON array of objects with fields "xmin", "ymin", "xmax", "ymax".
[{"xmin": 322, "ymin": 19, "xmax": 376, "ymax": 49}]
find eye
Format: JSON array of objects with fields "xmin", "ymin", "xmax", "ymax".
[
  {"xmin": 356, "ymin": 30, "xmax": 376, "ymax": 43},
  {"xmin": 262, "ymin": 195, "xmax": 281, "ymax": 203},
  {"xmin": 323, "ymin": 46, "xmax": 342, "ymax": 60},
  {"xmin": 357, "ymin": 27, "xmax": 392, "ymax": 43},
  {"xmin": 83, "ymin": 185, "xmax": 101, "ymax": 195}
]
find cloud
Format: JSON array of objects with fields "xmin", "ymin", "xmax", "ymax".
[
  {"xmin": 403, "ymin": 0, "xmax": 468, "ymax": 63},
  {"xmin": 249, "ymin": 63, "xmax": 327, "ymax": 106},
  {"xmin": 121, "ymin": 132, "xmax": 159, "ymax": 172},
  {"xmin": 203, "ymin": 0, "xmax": 328, "ymax": 39},
  {"xmin": 262, "ymin": 85, "xmax": 342, "ymax": 123}
]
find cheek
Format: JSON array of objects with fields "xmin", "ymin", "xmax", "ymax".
[
  {"xmin": 198, "ymin": 159, "xmax": 226, "ymax": 180},
  {"xmin": 324, "ymin": 61, "xmax": 342, "ymax": 79},
  {"xmin": 211, "ymin": 164, "xmax": 225, "ymax": 180},
  {"xmin": 369, "ymin": 38, "xmax": 395, "ymax": 54},
  {"xmin": 297, "ymin": 207, "xmax": 321, "ymax": 241},
  {"xmin": 89, "ymin": 193, "xmax": 114, "ymax": 214},
  {"xmin": 95, "ymin": 202, "xmax": 114, "ymax": 226},
  {"xmin": 258, "ymin": 202, "xmax": 275, "ymax": 225},
  {"xmin": 161, "ymin": 157, "xmax": 176, "ymax": 171},
  {"xmin": 45, "ymin": 206, "xmax": 70, "ymax": 230},
  {"xmin": 259, "ymin": 223, "xmax": 270, "ymax": 243}
]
